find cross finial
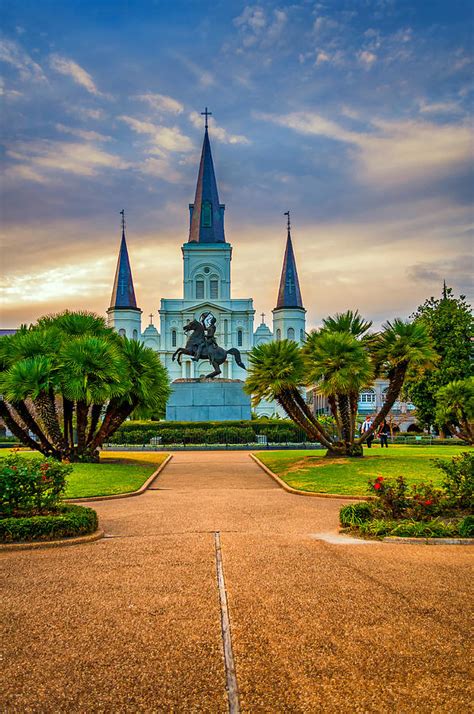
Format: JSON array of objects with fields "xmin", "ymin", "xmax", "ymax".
[
  {"xmin": 261, "ymin": 312, "xmax": 265, "ymax": 324},
  {"xmin": 149, "ymin": 313, "xmax": 154, "ymax": 325},
  {"xmin": 284, "ymin": 210, "xmax": 291, "ymax": 232},
  {"xmin": 201, "ymin": 106, "xmax": 212, "ymax": 130},
  {"xmin": 120, "ymin": 208, "xmax": 126, "ymax": 235}
]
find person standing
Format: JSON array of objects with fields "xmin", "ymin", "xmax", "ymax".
[
  {"xmin": 361, "ymin": 415, "xmax": 374, "ymax": 448},
  {"xmin": 378, "ymin": 420, "xmax": 390, "ymax": 448}
]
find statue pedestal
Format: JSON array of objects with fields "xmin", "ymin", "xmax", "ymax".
[{"xmin": 166, "ymin": 379, "xmax": 251, "ymax": 422}]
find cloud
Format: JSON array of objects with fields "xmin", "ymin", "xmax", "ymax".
[
  {"xmin": 257, "ymin": 111, "xmax": 472, "ymax": 188},
  {"xmin": 178, "ymin": 56, "xmax": 215, "ymax": 87},
  {"xmin": 5, "ymin": 139, "xmax": 129, "ymax": 182},
  {"xmin": 357, "ymin": 50, "xmax": 377, "ymax": 68},
  {"xmin": 55, "ymin": 124, "xmax": 112, "ymax": 142},
  {"xmin": 188, "ymin": 112, "xmax": 250, "ymax": 145},
  {"xmin": 49, "ymin": 54, "xmax": 104, "ymax": 96},
  {"xmin": 67, "ymin": 106, "xmax": 106, "ymax": 121},
  {"xmin": 139, "ymin": 157, "xmax": 183, "ymax": 183},
  {"xmin": 0, "ymin": 38, "xmax": 46, "ymax": 82},
  {"xmin": 233, "ymin": 5, "xmax": 287, "ymax": 49},
  {"xmin": 136, "ymin": 93, "xmax": 184, "ymax": 114},
  {"xmin": 119, "ymin": 116, "xmax": 194, "ymax": 153},
  {"xmin": 407, "ymin": 255, "xmax": 473, "ymax": 295},
  {"xmin": 418, "ymin": 100, "xmax": 463, "ymax": 115}
]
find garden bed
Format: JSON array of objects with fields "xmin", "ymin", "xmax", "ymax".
[{"xmin": 0, "ymin": 504, "xmax": 98, "ymax": 543}]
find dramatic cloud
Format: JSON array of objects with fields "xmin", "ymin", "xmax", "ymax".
[
  {"xmin": 188, "ymin": 112, "xmax": 250, "ymax": 145},
  {"xmin": 136, "ymin": 93, "xmax": 184, "ymax": 114},
  {"xmin": 0, "ymin": 38, "xmax": 46, "ymax": 82},
  {"xmin": 55, "ymin": 124, "xmax": 112, "ymax": 142},
  {"xmin": 49, "ymin": 54, "xmax": 103, "ymax": 96},
  {"xmin": 257, "ymin": 111, "xmax": 471, "ymax": 188},
  {"xmin": 5, "ymin": 139, "xmax": 129, "ymax": 181},
  {"xmin": 119, "ymin": 116, "xmax": 194, "ymax": 153}
]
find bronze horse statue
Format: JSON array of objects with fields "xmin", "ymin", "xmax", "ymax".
[{"xmin": 172, "ymin": 318, "xmax": 246, "ymax": 379}]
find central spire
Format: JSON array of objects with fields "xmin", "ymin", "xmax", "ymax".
[
  {"xmin": 275, "ymin": 212, "xmax": 304, "ymax": 310},
  {"xmin": 109, "ymin": 210, "xmax": 138, "ymax": 309},
  {"xmin": 188, "ymin": 109, "xmax": 226, "ymax": 243}
]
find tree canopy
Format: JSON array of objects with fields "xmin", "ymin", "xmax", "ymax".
[
  {"xmin": 245, "ymin": 310, "xmax": 437, "ymax": 457},
  {"xmin": 0, "ymin": 311, "xmax": 170, "ymax": 461},
  {"xmin": 404, "ymin": 286, "xmax": 473, "ymax": 430}
]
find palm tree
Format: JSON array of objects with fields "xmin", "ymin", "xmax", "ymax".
[
  {"xmin": 435, "ymin": 378, "xmax": 474, "ymax": 444},
  {"xmin": 0, "ymin": 311, "xmax": 170, "ymax": 462},
  {"xmin": 245, "ymin": 311, "xmax": 436, "ymax": 458}
]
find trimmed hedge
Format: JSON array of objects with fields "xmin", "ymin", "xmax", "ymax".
[
  {"xmin": 108, "ymin": 419, "xmax": 318, "ymax": 445},
  {"xmin": 0, "ymin": 504, "xmax": 98, "ymax": 543}
]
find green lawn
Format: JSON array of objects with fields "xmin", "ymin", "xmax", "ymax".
[
  {"xmin": 255, "ymin": 445, "xmax": 472, "ymax": 497},
  {"xmin": 0, "ymin": 450, "xmax": 168, "ymax": 499}
]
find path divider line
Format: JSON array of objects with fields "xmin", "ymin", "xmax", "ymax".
[{"xmin": 214, "ymin": 531, "xmax": 241, "ymax": 714}]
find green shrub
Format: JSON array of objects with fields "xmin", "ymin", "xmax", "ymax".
[
  {"xmin": 0, "ymin": 504, "xmax": 98, "ymax": 542},
  {"xmin": 459, "ymin": 515, "xmax": 474, "ymax": 538},
  {"xmin": 0, "ymin": 453, "xmax": 72, "ymax": 517},
  {"xmin": 434, "ymin": 452, "xmax": 474, "ymax": 509},
  {"xmin": 368, "ymin": 475, "xmax": 410, "ymax": 518},
  {"xmin": 339, "ymin": 502, "xmax": 373, "ymax": 527},
  {"xmin": 356, "ymin": 517, "xmax": 459, "ymax": 538}
]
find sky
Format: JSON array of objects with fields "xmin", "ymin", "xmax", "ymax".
[{"xmin": 1, "ymin": 0, "xmax": 473, "ymax": 331}]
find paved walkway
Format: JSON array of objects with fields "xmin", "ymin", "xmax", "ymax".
[{"xmin": 2, "ymin": 452, "xmax": 472, "ymax": 712}]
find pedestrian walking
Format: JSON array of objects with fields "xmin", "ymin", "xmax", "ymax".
[
  {"xmin": 361, "ymin": 415, "xmax": 374, "ymax": 448},
  {"xmin": 378, "ymin": 420, "xmax": 390, "ymax": 448}
]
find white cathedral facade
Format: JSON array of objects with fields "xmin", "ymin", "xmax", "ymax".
[{"xmin": 106, "ymin": 121, "xmax": 306, "ymax": 417}]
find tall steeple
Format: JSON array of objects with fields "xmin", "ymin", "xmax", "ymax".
[
  {"xmin": 275, "ymin": 211, "xmax": 304, "ymax": 309},
  {"xmin": 109, "ymin": 210, "xmax": 138, "ymax": 309},
  {"xmin": 188, "ymin": 108, "xmax": 226, "ymax": 244}
]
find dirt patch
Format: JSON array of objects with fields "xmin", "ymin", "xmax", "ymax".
[{"xmin": 285, "ymin": 457, "xmax": 349, "ymax": 474}]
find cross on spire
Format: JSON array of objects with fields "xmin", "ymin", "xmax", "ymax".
[
  {"xmin": 261, "ymin": 312, "xmax": 265, "ymax": 324},
  {"xmin": 284, "ymin": 210, "xmax": 291, "ymax": 232},
  {"xmin": 149, "ymin": 313, "xmax": 154, "ymax": 325},
  {"xmin": 201, "ymin": 106, "xmax": 212, "ymax": 129},
  {"xmin": 120, "ymin": 208, "xmax": 126, "ymax": 234}
]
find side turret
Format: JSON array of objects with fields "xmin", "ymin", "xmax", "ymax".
[
  {"xmin": 107, "ymin": 210, "xmax": 142, "ymax": 340},
  {"xmin": 272, "ymin": 212, "xmax": 306, "ymax": 345}
]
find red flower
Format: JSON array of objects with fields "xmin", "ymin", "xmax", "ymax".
[
  {"xmin": 374, "ymin": 482, "xmax": 381, "ymax": 490},
  {"xmin": 424, "ymin": 499, "xmax": 432, "ymax": 506},
  {"xmin": 376, "ymin": 476, "xmax": 384, "ymax": 482}
]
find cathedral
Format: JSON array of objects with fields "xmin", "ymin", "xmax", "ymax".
[{"xmin": 106, "ymin": 119, "xmax": 306, "ymax": 416}]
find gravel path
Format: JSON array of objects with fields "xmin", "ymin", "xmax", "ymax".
[{"xmin": 2, "ymin": 451, "xmax": 472, "ymax": 712}]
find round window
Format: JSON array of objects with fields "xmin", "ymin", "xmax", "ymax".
[{"xmin": 204, "ymin": 267, "xmax": 210, "ymax": 274}]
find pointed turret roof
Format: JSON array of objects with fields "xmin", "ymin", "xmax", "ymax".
[
  {"xmin": 189, "ymin": 121, "xmax": 225, "ymax": 244},
  {"xmin": 275, "ymin": 215, "xmax": 304, "ymax": 310},
  {"xmin": 109, "ymin": 213, "xmax": 138, "ymax": 309}
]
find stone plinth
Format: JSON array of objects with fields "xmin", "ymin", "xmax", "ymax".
[{"xmin": 166, "ymin": 379, "xmax": 251, "ymax": 422}]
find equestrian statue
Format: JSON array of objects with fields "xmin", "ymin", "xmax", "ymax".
[{"xmin": 172, "ymin": 312, "xmax": 246, "ymax": 379}]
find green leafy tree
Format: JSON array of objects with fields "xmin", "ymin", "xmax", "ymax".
[
  {"xmin": 0, "ymin": 311, "xmax": 170, "ymax": 462},
  {"xmin": 404, "ymin": 286, "xmax": 473, "ymax": 430},
  {"xmin": 245, "ymin": 311, "xmax": 437, "ymax": 458},
  {"xmin": 435, "ymin": 378, "xmax": 474, "ymax": 444}
]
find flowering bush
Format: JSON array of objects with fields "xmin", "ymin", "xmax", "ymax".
[
  {"xmin": 433, "ymin": 452, "xmax": 474, "ymax": 510},
  {"xmin": 368, "ymin": 475, "xmax": 409, "ymax": 518},
  {"xmin": 0, "ymin": 452, "xmax": 72, "ymax": 517}
]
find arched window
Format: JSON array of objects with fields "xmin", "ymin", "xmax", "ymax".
[
  {"xmin": 195, "ymin": 277, "xmax": 204, "ymax": 299},
  {"xmin": 300, "ymin": 329, "xmax": 304, "ymax": 342},
  {"xmin": 118, "ymin": 328, "xmax": 126, "ymax": 337},
  {"xmin": 171, "ymin": 329, "xmax": 177, "ymax": 348},
  {"xmin": 276, "ymin": 328, "xmax": 281, "ymax": 341},
  {"xmin": 132, "ymin": 329, "xmax": 138, "ymax": 340},
  {"xmin": 209, "ymin": 276, "xmax": 219, "ymax": 300},
  {"xmin": 237, "ymin": 329, "xmax": 243, "ymax": 347},
  {"xmin": 359, "ymin": 388, "xmax": 376, "ymax": 404},
  {"xmin": 201, "ymin": 201, "xmax": 212, "ymax": 227},
  {"xmin": 287, "ymin": 327, "xmax": 295, "ymax": 340}
]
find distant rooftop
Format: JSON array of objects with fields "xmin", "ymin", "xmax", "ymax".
[{"xmin": 0, "ymin": 329, "xmax": 18, "ymax": 336}]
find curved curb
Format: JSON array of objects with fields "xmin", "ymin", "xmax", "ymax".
[
  {"xmin": 64, "ymin": 454, "xmax": 173, "ymax": 503},
  {"xmin": 250, "ymin": 453, "xmax": 366, "ymax": 501},
  {"xmin": 383, "ymin": 536, "xmax": 474, "ymax": 545},
  {"xmin": 0, "ymin": 529, "xmax": 105, "ymax": 552}
]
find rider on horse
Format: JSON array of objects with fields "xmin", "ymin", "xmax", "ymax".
[{"xmin": 192, "ymin": 312, "xmax": 217, "ymax": 362}]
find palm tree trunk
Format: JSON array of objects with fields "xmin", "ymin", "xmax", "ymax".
[
  {"xmin": 328, "ymin": 395, "xmax": 342, "ymax": 440},
  {"xmin": 0, "ymin": 401, "xmax": 44, "ymax": 454},
  {"xmin": 76, "ymin": 401, "xmax": 88, "ymax": 452},
  {"xmin": 63, "ymin": 398, "xmax": 74, "ymax": 449},
  {"xmin": 34, "ymin": 390, "xmax": 67, "ymax": 453},
  {"xmin": 12, "ymin": 400, "xmax": 57, "ymax": 456},
  {"xmin": 291, "ymin": 389, "xmax": 334, "ymax": 449},
  {"xmin": 357, "ymin": 364, "xmax": 408, "ymax": 445},
  {"xmin": 277, "ymin": 390, "xmax": 321, "ymax": 442},
  {"xmin": 89, "ymin": 399, "xmax": 137, "ymax": 451},
  {"xmin": 86, "ymin": 403, "xmax": 103, "ymax": 445},
  {"xmin": 338, "ymin": 394, "xmax": 352, "ymax": 445}
]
